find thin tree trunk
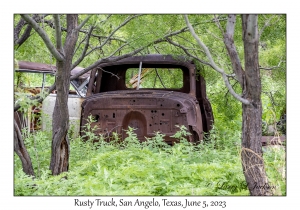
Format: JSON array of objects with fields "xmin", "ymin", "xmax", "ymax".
[
  {"xmin": 241, "ymin": 14, "xmax": 271, "ymax": 196},
  {"xmin": 49, "ymin": 60, "xmax": 70, "ymax": 175},
  {"xmin": 49, "ymin": 15, "xmax": 79, "ymax": 175},
  {"xmin": 241, "ymin": 103, "xmax": 271, "ymax": 195},
  {"xmin": 14, "ymin": 119, "xmax": 35, "ymax": 176}
]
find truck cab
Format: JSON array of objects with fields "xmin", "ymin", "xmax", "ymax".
[
  {"xmin": 80, "ymin": 54, "xmax": 214, "ymax": 144},
  {"xmin": 15, "ymin": 55, "xmax": 213, "ymax": 144}
]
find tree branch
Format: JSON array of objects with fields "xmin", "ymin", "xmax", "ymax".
[
  {"xmin": 206, "ymin": 29, "xmax": 223, "ymax": 41},
  {"xmin": 214, "ymin": 14, "xmax": 225, "ymax": 35},
  {"xmin": 76, "ymin": 15, "xmax": 92, "ymax": 31},
  {"xmin": 176, "ymin": 34, "xmax": 226, "ymax": 66},
  {"xmin": 70, "ymin": 46, "xmax": 145, "ymax": 80},
  {"xmin": 259, "ymin": 66, "xmax": 281, "ymax": 70},
  {"xmin": 166, "ymin": 38, "xmax": 212, "ymax": 67},
  {"xmin": 184, "ymin": 15, "xmax": 223, "ymax": 74},
  {"xmin": 15, "ymin": 25, "xmax": 33, "ymax": 48},
  {"xmin": 184, "ymin": 14, "xmax": 250, "ymax": 105},
  {"xmin": 14, "ymin": 18, "xmax": 32, "ymax": 48},
  {"xmin": 221, "ymin": 72, "xmax": 250, "ymax": 105},
  {"xmin": 154, "ymin": 68, "xmax": 166, "ymax": 88},
  {"xmin": 53, "ymin": 15, "xmax": 63, "ymax": 53},
  {"xmin": 14, "ymin": 14, "xmax": 46, "ymax": 48},
  {"xmin": 260, "ymin": 57, "xmax": 284, "ymax": 70},
  {"xmin": 74, "ymin": 32, "xmax": 88, "ymax": 55},
  {"xmin": 85, "ymin": 14, "xmax": 142, "ymax": 57},
  {"xmin": 223, "ymin": 14, "xmax": 244, "ymax": 86},
  {"xmin": 259, "ymin": 15, "xmax": 278, "ymax": 38},
  {"xmin": 21, "ymin": 14, "xmax": 64, "ymax": 61},
  {"xmin": 70, "ymin": 24, "xmax": 191, "ymax": 81},
  {"xmin": 167, "ymin": 38, "xmax": 236, "ymax": 79},
  {"xmin": 71, "ymin": 26, "xmax": 94, "ymax": 69},
  {"xmin": 14, "ymin": 18, "xmax": 26, "ymax": 44},
  {"xmin": 98, "ymin": 67, "xmax": 120, "ymax": 79},
  {"xmin": 39, "ymin": 15, "xmax": 125, "ymax": 43}
]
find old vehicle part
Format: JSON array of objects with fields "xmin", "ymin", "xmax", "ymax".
[
  {"xmin": 42, "ymin": 94, "xmax": 84, "ymax": 139},
  {"xmin": 16, "ymin": 61, "xmax": 90, "ymax": 97},
  {"xmin": 261, "ymin": 136, "xmax": 286, "ymax": 146},
  {"xmin": 14, "ymin": 61, "xmax": 89, "ymax": 133},
  {"xmin": 80, "ymin": 54, "xmax": 214, "ymax": 144},
  {"xmin": 81, "ymin": 90, "xmax": 204, "ymax": 144}
]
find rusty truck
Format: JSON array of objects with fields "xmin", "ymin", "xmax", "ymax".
[{"xmin": 15, "ymin": 54, "xmax": 214, "ymax": 145}]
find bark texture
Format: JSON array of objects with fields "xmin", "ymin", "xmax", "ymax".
[
  {"xmin": 14, "ymin": 119, "xmax": 35, "ymax": 176},
  {"xmin": 241, "ymin": 15, "xmax": 271, "ymax": 195},
  {"xmin": 49, "ymin": 15, "xmax": 79, "ymax": 175},
  {"xmin": 185, "ymin": 14, "xmax": 271, "ymax": 196}
]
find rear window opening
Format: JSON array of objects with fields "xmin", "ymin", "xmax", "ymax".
[{"xmin": 125, "ymin": 67, "xmax": 183, "ymax": 89}]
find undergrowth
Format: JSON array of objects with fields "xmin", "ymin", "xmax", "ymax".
[{"xmin": 14, "ymin": 122, "xmax": 286, "ymax": 196}]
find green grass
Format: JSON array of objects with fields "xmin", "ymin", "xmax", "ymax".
[{"xmin": 14, "ymin": 126, "xmax": 286, "ymax": 196}]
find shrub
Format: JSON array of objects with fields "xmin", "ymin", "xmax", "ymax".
[{"xmin": 14, "ymin": 121, "xmax": 285, "ymax": 196}]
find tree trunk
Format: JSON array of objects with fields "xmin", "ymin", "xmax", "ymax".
[
  {"xmin": 241, "ymin": 104, "xmax": 272, "ymax": 195},
  {"xmin": 49, "ymin": 15, "xmax": 79, "ymax": 175},
  {"xmin": 49, "ymin": 60, "xmax": 71, "ymax": 175},
  {"xmin": 241, "ymin": 15, "xmax": 271, "ymax": 196},
  {"xmin": 14, "ymin": 119, "xmax": 35, "ymax": 176}
]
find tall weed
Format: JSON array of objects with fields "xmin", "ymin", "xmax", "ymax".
[{"xmin": 14, "ymin": 120, "xmax": 285, "ymax": 196}]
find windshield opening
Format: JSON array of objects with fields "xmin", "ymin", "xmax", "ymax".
[{"xmin": 125, "ymin": 67, "xmax": 183, "ymax": 89}]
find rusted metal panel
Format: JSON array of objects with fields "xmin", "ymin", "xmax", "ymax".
[
  {"xmin": 80, "ymin": 90, "xmax": 203, "ymax": 144},
  {"xmin": 18, "ymin": 61, "xmax": 56, "ymax": 73},
  {"xmin": 196, "ymin": 73, "xmax": 214, "ymax": 133},
  {"xmin": 95, "ymin": 68, "xmax": 103, "ymax": 94},
  {"xmin": 261, "ymin": 136, "xmax": 286, "ymax": 146},
  {"xmin": 17, "ymin": 61, "xmax": 89, "ymax": 81},
  {"xmin": 86, "ymin": 68, "xmax": 97, "ymax": 97},
  {"xmin": 99, "ymin": 54, "xmax": 195, "ymax": 68}
]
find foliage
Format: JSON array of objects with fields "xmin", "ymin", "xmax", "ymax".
[
  {"xmin": 263, "ymin": 146, "xmax": 286, "ymax": 195},
  {"xmin": 260, "ymin": 23, "xmax": 286, "ymax": 129},
  {"xmin": 181, "ymin": 14, "xmax": 286, "ymax": 127},
  {"xmin": 14, "ymin": 122, "xmax": 285, "ymax": 196},
  {"xmin": 126, "ymin": 67, "xmax": 183, "ymax": 89},
  {"xmin": 14, "ymin": 14, "xmax": 286, "ymax": 125}
]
